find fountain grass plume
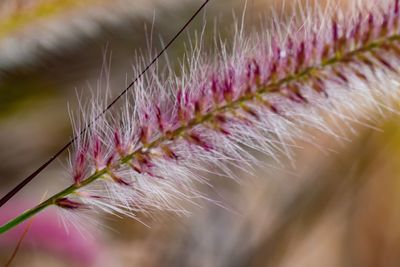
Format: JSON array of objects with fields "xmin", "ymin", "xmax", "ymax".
[{"xmin": 2, "ymin": 0, "xmax": 400, "ymax": 234}]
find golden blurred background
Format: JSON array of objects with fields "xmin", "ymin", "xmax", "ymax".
[{"xmin": 0, "ymin": 0, "xmax": 400, "ymax": 266}]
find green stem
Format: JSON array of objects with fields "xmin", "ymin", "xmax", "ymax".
[
  {"xmin": 1, "ymin": 33, "xmax": 399, "ymax": 234},
  {"xmin": 0, "ymin": 169, "xmax": 106, "ymax": 234}
]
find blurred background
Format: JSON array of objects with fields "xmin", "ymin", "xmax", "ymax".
[{"xmin": 0, "ymin": 0, "xmax": 400, "ymax": 266}]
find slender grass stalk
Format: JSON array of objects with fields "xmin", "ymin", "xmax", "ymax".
[
  {"xmin": 0, "ymin": 170, "xmax": 106, "ymax": 234},
  {"xmin": 2, "ymin": 0, "xmax": 400, "ymax": 234}
]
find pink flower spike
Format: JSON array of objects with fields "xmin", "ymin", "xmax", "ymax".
[
  {"xmin": 187, "ymin": 133, "xmax": 212, "ymax": 151},
  {"xmin": 155, "ymin": 105, "xmax": 163, "ymax": 131},
  {"xmin": 40, "ymin": 0, "xmax": 400, "ymax": 233},
  {"xmin": 113, "ymin": 130, "xmax": 122, "ymax": 153},
  {"xmin": 106, "ymin": 154, "xmax": 115, "ymax": 167},
  {"xmin": 56, "ymin": 198, "xmax": 83, "ymax": 210},
  {"xmin": 73, "ymin": 148, "xmax": 87, "ymax": 184},
  {"xmin": 110, "ymin": 172, "xmax": 131, "ymax": 186},
  {"xmin": 92, "ymin": 135, "xmax": 102, "ymax": 170}
]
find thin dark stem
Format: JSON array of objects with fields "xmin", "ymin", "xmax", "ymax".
[{"xmin": 0, "ymin": 0, "xmax": 211, "ymax": 209}]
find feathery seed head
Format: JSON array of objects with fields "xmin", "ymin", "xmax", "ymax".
[{"xmin": 62, "ymin": 0, "xmax": 400, "ymax": 226}]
